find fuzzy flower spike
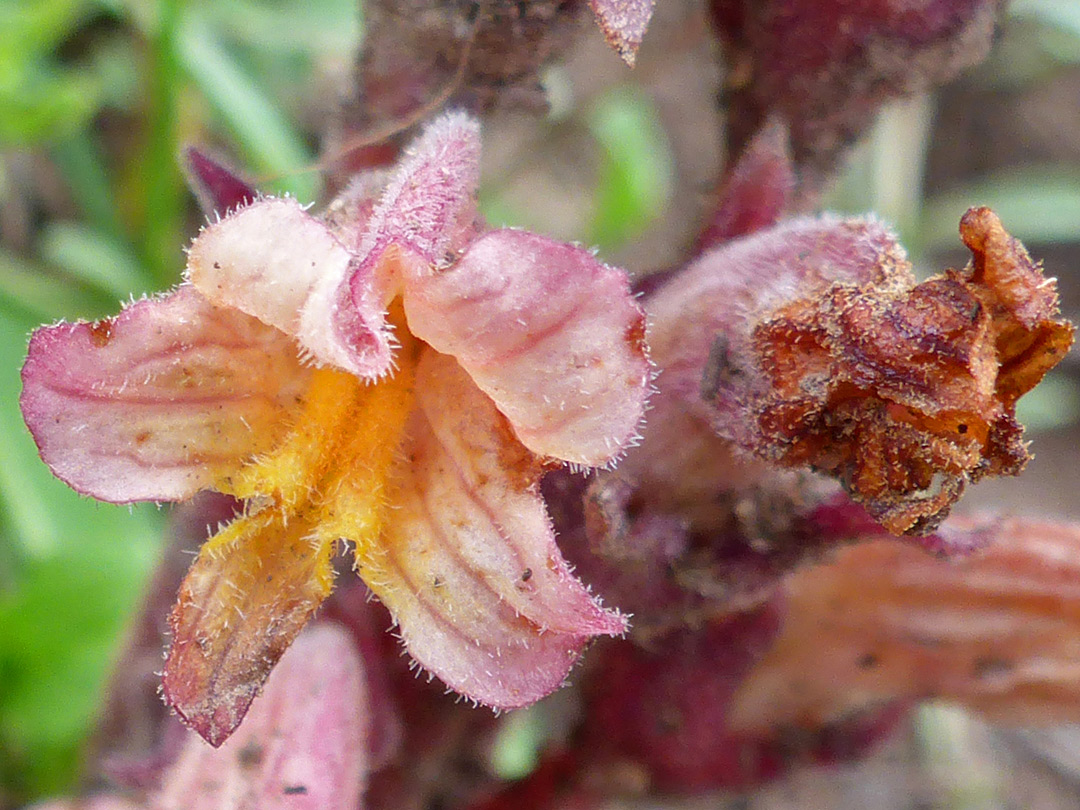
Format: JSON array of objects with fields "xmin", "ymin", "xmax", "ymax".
[{"xmin": 20, "ymin": 113, "xmax": 649, "ymax": 746}]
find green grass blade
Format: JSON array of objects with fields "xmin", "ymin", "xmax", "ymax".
[
  {"xmin": 177, "ymin": 12, "xmax": 317, "ymax": 202},
  {"xmin": 39, "ymin": 221, "xmax": 152, "ymax": 302},
  {"xmin": 586, "ymin": 86, "xmax": 673, "ymax": 251}
]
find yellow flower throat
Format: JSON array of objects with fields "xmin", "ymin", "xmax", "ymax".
[{"xmin": 178, "ymin": 306, "xmax": 419, "ymax": 650}]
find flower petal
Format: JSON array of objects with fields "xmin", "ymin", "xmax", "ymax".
[
  {"xmin": 163, "ymin": 354, "xmax": 418, "ymax": 747},
  {"xmin": 358, "ymin": 111, "xmax": 480, "ymax": 264},
  {"xmin": 363, "ymin": 350, "xmax": 626, "ymax": 708},
  {"xmin": 157, "ymin": 624, "xmax": 368, "ymax": 810},
  {"xmin": 731, "ymin": 518, "xmax": 1080, "ymax": 730},
  {"xmin": 292, "ymin": 111, "xmax": 481, "ymax": 376},
  {"xmin": 163, "ymin": 508, "xmax": 337, "ymax": 747},
  {"xmin": 20, "ymin": 286, "xmax": 309, "ymax": 503},
  {"xmin": 186, "ymin": 197, "xmax": 396, "ymax": 378},
  {"xmin": 403, "ymin": 229, "xmax": 650, "ymax": 466},
  {"xmin": 186, "ymin": 112, "xmax": 481, "ymax": 380}
]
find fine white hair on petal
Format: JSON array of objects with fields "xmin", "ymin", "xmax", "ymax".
[
  {"xmin": 186, "ymin": 196, "xmax": 398, "ymax": 379},
  {"xmin": 403, "ymin": 228, "xmax": 651, "ymax": 467}
]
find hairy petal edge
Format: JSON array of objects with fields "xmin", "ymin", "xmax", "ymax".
[
  {"xmin": 20, "ymin": 285, "xmax": 309, "ymax": 503},
  {"xmin": 163, "ymin": 508, "xmax": 337, "ymax": 746},
  {"xmin": 364, "ymin": 350, "xmax": 626, "ymax": 708},
  {"xmin": 404, "ymin": 229, "xmax": 650, "ymax": 467},
  {"xmin": 186, "ymin": 198, "xmax": 397, "ymax": 378}
]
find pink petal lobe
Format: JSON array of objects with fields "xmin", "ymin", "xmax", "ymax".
[
  {"xmin": 364, "ymin": 350, "xmax": 626, "ymax": 709},
  {"xmin": 360, "ymin": 111, "xmax": 481, "ymax": 264},
  {"xmin": 187, "ymin": 114, "xmax": 481, "ymax": 380},
  {"xmin": 157, "ymin": 624, "xmax": 368, "ymax": 810},
  {"xmin": 403, "ymin": 229, "xmax": 650, "ymax": 467},
  {"xmin": 186, "ymin": 197, "xmax": 395, "ymax": 378},
  {"xmin": 589, "ymin": 0, "xmax": 656, "ymax": 66},
  {"xmin": 163, "ymin": 510, "xmax": 336, "ymax": 747},
  {"xmin": 20, "ymin": 286, "xmax": 309, "ymax": 503}
]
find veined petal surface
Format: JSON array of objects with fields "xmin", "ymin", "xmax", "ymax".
[
  {"xmin": 20, "ymin": 286, "xmax": 309, "ymax": 503},
  {"xmin": 365, "ymin": 350, "xmax": 626, "ymax": 708},
  {"xmin": 403, "ymin": 229, "xmax": 650, "ymax": 466}
]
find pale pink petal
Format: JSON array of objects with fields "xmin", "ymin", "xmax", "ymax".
[
  {"xmin": 403, "ymin": 229, "xmax": 650, "ymax": 466},
  {"xmin": 156, "ymin": 624, "xmax": 368, "ymax": 810},
  {"xmin": 20, "ymin": 286, "xmax": 309, "ymax": 503},
  {"xmin": 186, "ymin": 197, "xmax": 395, "ymax": 378},
  {"xmin": 187, "ymin": 198, "xmax": 343, "ymax": 334},
  {"xmin": 357, "ymin": 111, "xmax": 480, "ymax": 263},
  {"xmin": 589, "ymin": 0, "xmax": 657, "ymax": 66},
  {"xmin": 731, "ymin": 518, "xmax": 1080, "ymax": 730},
  {"xmin": 363, "ymin": 350, "xmax": 626, "ymax": 708}
]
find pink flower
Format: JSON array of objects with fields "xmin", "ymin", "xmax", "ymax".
[{"xmin": 20, "ymin": 113, "xmax": 649, "ymax": 745}]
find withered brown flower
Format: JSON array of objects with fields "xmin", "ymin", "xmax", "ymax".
[
  {"xmin": 649, "ymin": 207, "xmax": 1073, "ymax": 536},
  {"xmin": 750, "ymin": 208, "xmax": 1073, "ymax": 534}
]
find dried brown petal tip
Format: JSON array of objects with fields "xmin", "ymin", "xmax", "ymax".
[{"xmin": 748, "ymin": 208, "xmax": 1073, "ymax": 535}]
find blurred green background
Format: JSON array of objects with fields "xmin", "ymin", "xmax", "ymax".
[{"xmin": 1, "ymin": 0, "xmax": 1079, "ymax": 805}]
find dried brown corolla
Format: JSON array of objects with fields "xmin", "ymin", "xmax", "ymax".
[{"xmin": 647, "ymin": 208, "xmax": 1073, "ymax": 535}]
